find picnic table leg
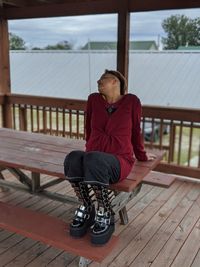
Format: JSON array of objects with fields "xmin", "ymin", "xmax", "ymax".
[
  {"xmin": 79, "ymin": 257, "xmax": 92, "ymax": 267},
  {"xmin": 119, "ymin": 206, "xmax": 129, "ymax": 225},
  {"xmin": 112, "ymin": 184, "xmax": 142, "ymax": 225},
  {"xmin": 0, "ymin": 171, "xmax": 5, "ymax": 180},
  {"xmin": 32, "ymin": 172, "xmax": 40, "ymax": 193},
  {"xmin": 0, "ymin": 168, "xmax": 9, "ymax": 192}
]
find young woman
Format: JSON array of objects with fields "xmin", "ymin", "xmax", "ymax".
[{"xmin": 64, "ymin": 69, "xmax": 155, "ymax": 245}]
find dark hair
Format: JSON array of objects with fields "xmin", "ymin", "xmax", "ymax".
[{"xmin": 104, "ymin": 69, "xmax": 127, "ymax": 95}]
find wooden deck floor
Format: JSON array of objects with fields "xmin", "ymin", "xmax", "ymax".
[{"xmin": 0, "ymin": 171, "xmax": 200, "ymax": 267}]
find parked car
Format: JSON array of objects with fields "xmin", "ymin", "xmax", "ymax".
[{"xmin": 142, "ymin": 121, "xmax": 169, "ymax": 142}]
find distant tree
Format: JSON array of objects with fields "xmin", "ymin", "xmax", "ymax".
[
  {"xmin": 9, "ymin": 33, "xmax": 26, "ymax": 50},
  {"xmin": 32, "ymin": 47, "xmax": 42, "ymax": 50},
  {"xmin": 162, "ymin": 15, "xmax": 200, "ymax": 49},
  {"xmin": 44, "ymin": 40, "xmax": 73, "ymax": 50}
]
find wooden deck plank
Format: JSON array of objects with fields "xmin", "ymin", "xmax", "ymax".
[
  {"xmin": 191, "ymin": 249, "xmax": 200, "ymax": 267},
  {"xmin": 149, "ymin": 192, "xmax": 200, "ymax": 267},
  {"xmin": 47, "ymin": 252, "xmax": 76, "ymax": 267},
  {"xmin": 108, "ymin": 182, "xmax": 192, "ymax": 267},
  {"xmin": 89, "ymin": 181, "xmax": 182, "ymax": 267},
  {"xmin": 129, "ymin": 183, "xmax": 200, "ymax": 267},
  {"xmin": 170, "ymin": 217, "xmax": 200, "ymax": 267},
  {"xmin": 25, "ymin": 247, "xmax": 74, "ymax": 267}
]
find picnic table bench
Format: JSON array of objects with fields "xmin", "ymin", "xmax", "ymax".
[{"xmin": 0, "ymin": 128, "xmax": 175, "ymax": 266}]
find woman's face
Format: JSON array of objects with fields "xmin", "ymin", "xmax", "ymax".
[{"xmin": 97, "ymin": 74, "xmax": 116, "ymax": 95}]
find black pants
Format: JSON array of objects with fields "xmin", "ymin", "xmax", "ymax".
[{"xmin": 64, "ymin": 150, "xmax": 120, "ymax": 186}]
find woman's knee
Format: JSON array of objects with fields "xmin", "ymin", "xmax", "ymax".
[
  {"xmin": 64, "ymin": 150, "xmax": 84, "ymax": 176},
  {"xmin": 84, "ymin": 151, "xmax": 101, "ymax": 167}
]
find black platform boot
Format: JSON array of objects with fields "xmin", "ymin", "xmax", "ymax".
[
  {"xmin": 69, "ymin": 179, "xmax": 95, "ymax": 238},
  {"xmin": 91, "ymin": 185, "xmax": 115, "ymax": 245}
]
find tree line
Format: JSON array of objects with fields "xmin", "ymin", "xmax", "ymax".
[{"xmin": 9, "ymin": 15, "xmax": 200, "ymax": 50}]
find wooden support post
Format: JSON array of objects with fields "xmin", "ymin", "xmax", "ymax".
[
  {"xmin": 0, "ymin": 18, "xmax": 12, "ymax": 128},
  {"xmin": 32, "ymin": 172, "xmax": 40, "ymax": 193},
  {"xmin": 2, "ymin": 95, "xmax": 12, "ymax": 128},
  {"xmin": 117, "ymin": 0, "xmax": 130, "ymax": 87}
]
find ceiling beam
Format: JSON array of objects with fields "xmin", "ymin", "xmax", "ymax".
[
  {"xmin": 129, "ymin": 0, "xmax": 200, "ymax": 12},
  {"xmin": 1, "ymin": 0, "xmax": 200, "ymax": 20},
  {"xmin": 1, "ymin": 0, "xmax": 29, "ymax": 7},
  {"xmin": 3, "ymin": 0, "xmax": 120, "ymax": 19}
]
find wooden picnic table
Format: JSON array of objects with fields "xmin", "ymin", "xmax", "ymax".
[
  {"xmin": 0, "ymin": 127, "xmax": 174, "ymax": 204},
  {"xmin": 0, "ymin": 127, "xmax": 175, "ymax": 266}
]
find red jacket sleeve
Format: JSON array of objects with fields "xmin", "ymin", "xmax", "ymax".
[
  {"xmin": 85, "ymin": 94, "xmax": 92, "ymax": 142},
  {"xmin": 131, "ymin": 97, "xmax": 148, "ymax": 161}
]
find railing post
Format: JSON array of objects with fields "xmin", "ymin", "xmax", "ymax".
[
  {"xmin": 2, "ymin": 95, "xmax": 12, "ymax": 128},
  {"xmin": 19, "ymin": 106, "xmax": 27, "ymax": 131},
  {"xmin": 43, "ymin": 106, "xmax": 47, "ymax": 134},
  {"xmin": 168, "ymin": 123, "xmax": 176, "ymax": 163}
]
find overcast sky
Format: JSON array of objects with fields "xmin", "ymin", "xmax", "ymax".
[{"xmin": 8, "ymin": 8, "xmax": 200, "ymax": 49}]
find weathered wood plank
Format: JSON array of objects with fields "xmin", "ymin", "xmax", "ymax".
[
  {"xmin": 109, "ymin": 182, "xmax": 192, "ymax": 266},
  {"xmin": 170, "ymin": 217, "xmax": 200, "ymax": 267},
  {"xmin": 150, "ymin": 192, "xmax": 200, "ymax": 267},
  {"xmin": 130, "ymin": 183, "xmax": 200, "ymax": 267},
  {"xmin": 143, "ymin": 171, "xmax": 176, "ymax": 188},
  {"xmin": 0, "ymin": 201, "xmax": 118, "ymax": 263},
  {"xmin": 89, "ymin": 180, "xmax": 182, "ymax": 267},
  {"xmin": 191, "ymin": 249, "xmax": 200, "ymax": 267}
]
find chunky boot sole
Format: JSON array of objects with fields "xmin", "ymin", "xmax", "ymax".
[
  {"xmin": 70, "ymin": 205, "xmax": 95, "ymax": 238},
  {"xmin": 90, "ymin": 223, "xmax": 115, "ymax": 245}
]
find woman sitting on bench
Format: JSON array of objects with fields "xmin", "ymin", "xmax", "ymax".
[{"xmin": 64, "ymin": 69, "xmax": 154, "ymax": 245}]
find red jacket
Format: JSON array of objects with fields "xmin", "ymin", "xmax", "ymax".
[{"xmin": 85, "ymin": 93, "xmax": 147, "ymax": 181}]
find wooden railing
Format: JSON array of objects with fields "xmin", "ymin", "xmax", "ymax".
[
  {"xmin": 1, "ymin": 93, "xmax": 200, "ymax": 179},
  {"xmin": 8, "ymin": 94, "xmax": 86, "ymax": 139}
]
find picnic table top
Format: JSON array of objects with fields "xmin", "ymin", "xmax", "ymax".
[{"xmin": 0, "ymin": 128, "xmax": 165, "ymax": 188}]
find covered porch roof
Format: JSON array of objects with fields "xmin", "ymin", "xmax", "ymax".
[{"xmin": 1, "ymin": 0, "xmax": 200, "ymax": 18}]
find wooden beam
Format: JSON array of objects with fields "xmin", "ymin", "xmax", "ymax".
[
  {"xmin": 129, "ymin": 0, "xmax": 200, "ymax": 12},
  {"xmin": 3, "ymin": 0, "xmax": 120, "ymax": 19},
  {"xmin": 0, "ymin": 18, "xmax": 10, "ymax": 94},
  {"xmin": 1, "ymin": 0, "xmax": 28, "ymax": 7},
  {"xmin": 142, "ymin": 105, "xmax": 200, "ymax": 123},
  {"xmin": 0, "ymin": 18, "xmax": 12, "ymax": 128},
  {"xmin": 117, "ymin": 0, "xmax": 130, "ymax": 84},
  {"xmin": 2, "ymin": 0, "xmax": 200, "ymax": 19},
  {"xmin": 155, "ymin": 163, "xmax": 200, "ymax": 179}
]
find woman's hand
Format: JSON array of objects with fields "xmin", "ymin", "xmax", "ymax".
[{"xmin": 146, "ymin": 152, "xmax": 157, "ymax": 161}]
